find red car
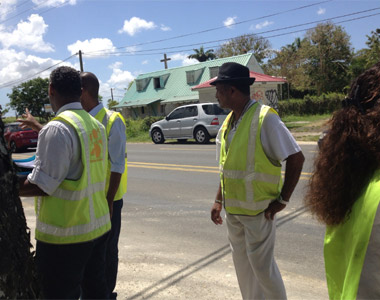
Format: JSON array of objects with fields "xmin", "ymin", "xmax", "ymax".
[{"xmin": 4, "ymin": 122, "xmax": 38, "ymax": 152}]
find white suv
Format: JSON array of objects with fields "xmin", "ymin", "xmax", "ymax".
[{"xmin": 149, "ymin": 103, "xmax": 229, "ymax": 144}]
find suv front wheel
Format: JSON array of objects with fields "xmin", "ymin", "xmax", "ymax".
[
  {"xmin": 151, "ymin": 128, "xmax": 165, "ymax": 144},
  {"xmin": 194, "ymin": 127, "xmax": 210, "ymax": 144}
]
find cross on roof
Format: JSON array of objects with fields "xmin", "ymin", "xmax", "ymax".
[{"xmin": 160, "ymin": 53, "xmax": 171, "ymax": 69}]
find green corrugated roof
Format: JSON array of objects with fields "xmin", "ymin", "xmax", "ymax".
[
  {"xmin": 118, "ymin": 98, "xmax": 160, "ymax": 108},
  {"xmin": 118, "ymin": 53, "xmax": 256, "ymax": 108}
]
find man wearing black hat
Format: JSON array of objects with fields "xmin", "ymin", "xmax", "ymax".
[{"xmin": 210, "ymin": 62, "xmax": 304, "ymax": 299}]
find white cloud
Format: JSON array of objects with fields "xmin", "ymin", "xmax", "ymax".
[
  {"xmin": 67, "ymin": 38, "xmax": 116, "ymax": 57},
  {"xmin": 0, "ymin": 49, "xmax": 74, "ymax": 87},
  {"xmin": 224, "ymin": 16, "xmax": 236, "ymax": 29},
  {"xmin": 107, "ymin": 62, "xmax": 135, "ymax": 89},
  {"xmin": 170, "ymin": 53, "xmax": 198, "ymax": 66},
  {"xmin": 0, "ymin": 0, "xmax": 18, "ymax": 21},
  {"xmin": 160, "ymin": 24, "xmax": 171, "ymax": 31},
  {"xmin": 32, "ymin": 0, "xmax": 77, "ymax": 8},
  {"xmin": 99, "ymin": 63, "xmax": 135, "ymax": 101},
  {"xmin": 118, "ymin": 17, "xmax": 156, "ymax": 36},
  {"xmin": 142, "ymin": 60, "xmax": 149, "ymax": 65},
  {"xmin": 0, "ymin": 14, "xmax": 54, "ymax": 52},
  {"xmin": 254, "ymin": 20, "xmax": 274, "ymax": 30},
  {"xmin": 317, "ymin": 7, "xmax": 326, "ymax": 15}
]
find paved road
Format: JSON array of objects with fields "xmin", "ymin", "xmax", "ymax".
[{"xmin": 17, "ymin": 142, "xmax": 328, "ymax": 300}]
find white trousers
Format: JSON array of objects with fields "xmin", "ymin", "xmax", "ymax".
[{"xmin": 226, "ymin": 212, "xmax": 287, "ymax": 300}]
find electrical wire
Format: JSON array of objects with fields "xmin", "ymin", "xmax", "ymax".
[
  {"xmin": 84, "ymin": 8, "xmax": 380, "ymax": 57},
  {"xmin": 0, "ymin": 0, "xmax": 69, "ymax": 26},
  {"xmin": 0, "ymin": 54, "xmax": 76, "ymax": 89},
  {"xmin": 84, "ymin": 0, "xmax": 334, "ymax": 55}
]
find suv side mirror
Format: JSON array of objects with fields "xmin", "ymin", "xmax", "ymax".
[{"xmin": 165, "ymin": 116, "xmax": 169, "ymax": 121}]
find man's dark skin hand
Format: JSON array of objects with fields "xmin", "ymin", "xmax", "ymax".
[
  {"xmin": 264, "ymin": 201, "xmax": 286, "ymax": 220},
  {"xmin": 211, "ymin": 202, "xmax": 223, "ymax": 225}
]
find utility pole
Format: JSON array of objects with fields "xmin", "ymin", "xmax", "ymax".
[
  {"xmin": 78, "ymin": 50, "xmax": 84, "ymax": 72},
  {"xmin": 111, "ymin": 88, "xmax": 114, "ymax": 101},
  {"xmin": 160, "ymin": 53, "xmax": 171, "ymax": 69}
]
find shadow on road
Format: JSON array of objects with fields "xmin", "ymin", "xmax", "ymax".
[
  {"xmin": 128, "ymin": 244, "xmax": 231, "ymax": 299},
  {"xmin": 128, "ymin": 206, "xmax": 308, "ymax": 299}
]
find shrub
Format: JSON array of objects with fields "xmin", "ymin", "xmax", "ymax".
[{"xmin": 278, "ymin": 93, "xmax": 344, "ymax": 116}]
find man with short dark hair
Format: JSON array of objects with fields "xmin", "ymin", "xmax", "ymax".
[
  {"xmin": 19, "ymin": 66, "xmax": 111, "ymax": 299},
  {"xmin": 80, "ymin": 71, "xmax": 127, "ymax": 299},
  {"xmin": 210, "ymin": 62, "xmax": 304, "ymax": 299}
]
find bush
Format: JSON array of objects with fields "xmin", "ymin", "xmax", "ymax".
[
  {"xmin": 125, "ymin": 116, "xmax": 164, "ymax": 138},
  {"xmin": 278, "ymin": 93, "xmax": 344, "ymax": 117},
  {"xmin": 141, "ymin": 116, "xmax": 164, "ymax": 131}
]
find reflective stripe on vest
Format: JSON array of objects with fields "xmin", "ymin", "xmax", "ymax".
[
  {"xmin": 219, "ymin": 103, "xmax": 282, "ymax": 215},
  {"xmin": 95, "ymin": 107, "xmax": 128, "ymax": 200},
  {"xmin": 35, "ymin": 110, "xmax": 110, "ymax": 244},
  {"xmin": 324, "ymin": 169, "xmax": 380, "ymax": 300}
]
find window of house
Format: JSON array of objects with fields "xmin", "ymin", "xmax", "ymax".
[
  {"xmin": 209, "ymin": 66, "xmax": 219, "ymax": 78},
  {"xmin": 136, "ymin": 78, "xmax": 150, "ymax": 92},
  {"xmin": 141, "ymin": 107, "xmax": 145, "ymax": 114},
  {"xmin": 186, "ymin": 68, "xmax": 204, "ymax": 84},
  {"xmin": 154, "ymin": 77, "xmax": 161, "ymax": 89}
]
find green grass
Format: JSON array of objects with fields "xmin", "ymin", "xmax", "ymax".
[
  {"xmin": 281, "ymin": 113, "xmax": 332, "ymax": 123},
  {"xmin": 127, "ymin": 131, "xmax": 151, "ymax": 143}
]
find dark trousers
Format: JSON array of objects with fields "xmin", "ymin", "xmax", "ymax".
[
  {"xmin": 106, "ymin": 199, "xmax": 123, "ymax": 299},
  {"xmin": 35, "ymin": 232, "xmax": 109, "ymax": 300}
]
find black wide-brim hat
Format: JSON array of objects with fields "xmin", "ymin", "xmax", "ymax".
[{"xmin": 210, "ymin": 62, "xmax": 255, "ymax": 86}]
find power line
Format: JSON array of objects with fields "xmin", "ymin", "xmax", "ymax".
[
  {"xmin": 1, "ymin": 4, "xmax": 378, "ymax": 89},
  {"xmin": 84, "ymin": 8, "xmax": 380, "ymax": 58},
  {"xmin": 0, "ymin": 0, "xmax": 32, "ymax": 20},
  {"xmin": 0, "ymin": 54, "xmax": 76, "ymax": 89},
  {"xmin": 84, "ymin": 0, "xmax": 334, "ymax": 55},
  {"xmin": 0, "ymin": 0, "xmax": 69, "ymax": 27}
]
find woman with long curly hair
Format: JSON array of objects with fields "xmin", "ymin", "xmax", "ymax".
[{"xmin": 305, "ymin": 62, "xmax": 380, "ymax": 300}]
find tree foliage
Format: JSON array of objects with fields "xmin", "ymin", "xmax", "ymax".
[
  {"xmin": 7, "ymin": 77, "xmax": 50, "ymax": 121},
  {"xmin": 302, "ymin": 22, "xmax": 352, "ymax": 95},
  {"xmin": 107, "ymin": 98, "xmax": 119, "ymax": 109},
  {"xmin": 216, "ymin": 34, "xmax": 272, "ymax": 64},
  {"xmin": 188, "ymin": 46, "xmax": 216, "ymax": 62},
  {"xmin": 265, "ymin": 22, "xmax": 352, "ymax": 96},
  {"xmin": 363, "ymin": 28, "xmax": 380, "ymax": 68}
]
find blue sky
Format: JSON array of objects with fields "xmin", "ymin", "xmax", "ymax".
[{"xmin": 0, "ymin": 0, "xmax": 379, "ymax": 116}]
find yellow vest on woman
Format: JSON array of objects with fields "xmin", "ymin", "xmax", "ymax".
[
  {"xmin": 219, "ymin": 102, "xmax": 283, "ymax": 216},
  {"xmin": 95, "ymin": 107, "xmax": 128, "ymax": 201},
  {"xmin": 35, "ymin": 109, "xmax": 111, "ymax": 244},
  {"xmin": 324, "ymin": 170, "xmax": 380, "ymax": 300}
]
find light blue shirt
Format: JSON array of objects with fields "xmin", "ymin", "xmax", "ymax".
[{"xmin": 89, "ymin": 103, "xmax": 126, "ymax": 174}]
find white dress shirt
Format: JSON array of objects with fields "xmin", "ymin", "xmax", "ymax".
[
  {"xmin": 216, "ymin": 100, "xmax": 301, "ymax": 164},
  {"xmin": 28, "ymin": 102, "xmax": 83, "ymax": 195}
]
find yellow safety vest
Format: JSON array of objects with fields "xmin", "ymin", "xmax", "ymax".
[
  {"xmin": 95, "ymin": 107, "xmax": 128, "ymax": 201},
  {"xmin": 324, "ymin": 169, "xmax": 380, "ymax": 300},
  {"xmin": 35, "ymin": 109, "xmax": 111, "ymax": 244},
  {"xmin": 219, "ymin": 102, "xmax": 283, "ymax": 216}
]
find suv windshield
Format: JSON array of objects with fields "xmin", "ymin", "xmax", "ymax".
[{"xmin": 202, "ymin": 104, "xmax": 230, "ymax": 115}]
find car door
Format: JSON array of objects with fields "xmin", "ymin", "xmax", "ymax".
[
  {"xmin": 161, "ymin": 107, "xmax": 186, "ymax": 138},
  {"xmin": 180, "ymin": 106, "xmax": 198, "ymax": 137},
  {"xmin": 3, "ymin": 126, "xmax": 11, "ymax": 142}
]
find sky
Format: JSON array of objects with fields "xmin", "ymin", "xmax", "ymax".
[{"xmin": 0, "ymin": 0, "xmax": 379, "ymax": 116}]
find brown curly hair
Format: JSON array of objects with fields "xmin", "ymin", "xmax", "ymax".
[{"xmin": 305, "ymin": 62, "xmax": 380, "ymax": 226}]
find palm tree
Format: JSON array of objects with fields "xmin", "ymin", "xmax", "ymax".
[{"xmin": 188, "ymin": 46, "xmax": 216, "ymax": 62}]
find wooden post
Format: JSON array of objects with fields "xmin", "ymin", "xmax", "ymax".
[{"xmin": 79, "ymin": 50, "xmax": 84, "ymax": 72}]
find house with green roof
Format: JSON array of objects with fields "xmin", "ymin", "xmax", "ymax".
[{"xmin": 116, "ymin": 53, "xmax": 264, "ymax": 119}]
